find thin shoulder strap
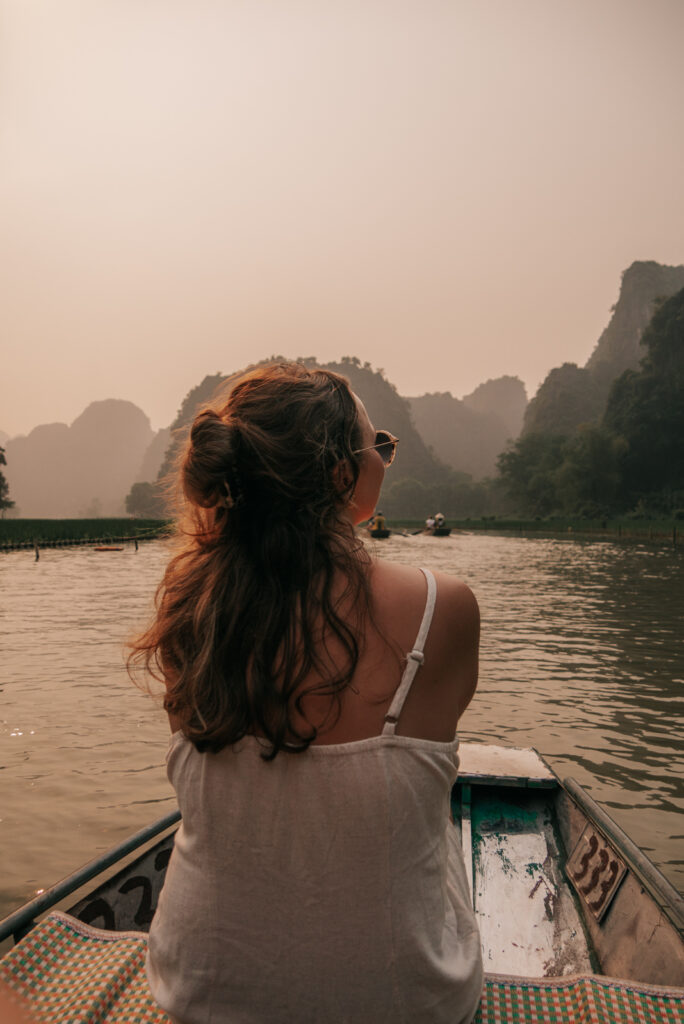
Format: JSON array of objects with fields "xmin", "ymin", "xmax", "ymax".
[{"xmin": 382, "ymin": 568, "xmax": 437, "ymax": 735}]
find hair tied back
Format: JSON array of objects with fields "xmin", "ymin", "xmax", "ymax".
[{"xmin": 184, "ymin": 409, "xmax": 245, "ymax": 511}]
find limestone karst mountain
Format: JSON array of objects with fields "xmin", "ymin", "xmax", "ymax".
[
  {"xmin": 136, "ymin": 427, "xmax": 172, "ymax": 483},
  {"xmin": 317, "ymin": 358, "xmax": 446, "ymax": 486},
  {"xmin": 408, "ymin": 377, "xmax": 527, "ymax": 479},
  {"xmin": 523, "ymin": 261, "xmax": 684, "ymax": 437},
  {"xmin": 156, "ymin": 373, "xmax": 225, "ymax": 483},
  {"xmin": 149, "ymin": 359, "xmax": 446, "ymax": 508},
  {"xmin": 462, "ymin": 376, "xmax": 527, "ymax": 441},
  {"xmin": 130, "ymin": 359, "xmax": 527, "ymax": 520},
  {"xmin": 4, "ymin": 400, "xmax": 154, "ymax": 517},
  {"xmin": 586, "ymin": 261, "xmax": 684, "ymax": 380},
  {"xmin": 17, "ymin": 258, "xmax": 680, "ymax": 521}
]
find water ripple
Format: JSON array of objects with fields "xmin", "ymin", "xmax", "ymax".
[{"xmin": 0, "ymin": 534, "xmax": 682, "ymax": 916}]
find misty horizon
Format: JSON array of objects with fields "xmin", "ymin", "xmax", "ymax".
[
  {"xmin": 3, "ymin": 1, "xmax": 683, "ymax": 437},
  {"xmin": 1, "ymin": 356, "xmax": 529, "ymax": 441}
]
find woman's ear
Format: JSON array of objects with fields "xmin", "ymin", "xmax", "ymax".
[{"xmin": 332, "ymin": 459, "xmax": 354, "ymax": 496}]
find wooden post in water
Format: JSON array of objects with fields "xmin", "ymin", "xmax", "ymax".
[{"xmin": 34, "ymin": 541, "xmax": 39, "ymax": 562}]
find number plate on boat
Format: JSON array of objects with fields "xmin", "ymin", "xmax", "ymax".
[{"xmin": 567, "ymin": 824, "xmax": 627, "ymax": 922}]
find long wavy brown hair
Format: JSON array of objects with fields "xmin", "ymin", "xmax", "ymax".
[{"xmin": 128, "ymin": 362, "xmax": 374, "ymax": 757}]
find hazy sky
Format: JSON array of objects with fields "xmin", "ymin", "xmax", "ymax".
[{"xmin": 2, "ymin": 0, "xmax": 683, "ymax": 437}]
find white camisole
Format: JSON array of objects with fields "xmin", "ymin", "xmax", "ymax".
[{"xmin": 146, "ymin": 568, "xmax": 483, "ymax": 1023}]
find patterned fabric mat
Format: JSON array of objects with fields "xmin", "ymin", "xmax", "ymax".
[
  {"xmin": 0, "ymin": 912, "xmax": 168, "ymax": 1023},
  {"xmin": 474, "ymin": 973, "xmax": 683, "ymax": 1024},
  {"xmin": 0, "ymin": 912, "xmax": 682, "ymax": 1023}
]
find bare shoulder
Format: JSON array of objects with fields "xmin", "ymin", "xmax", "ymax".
[
  {"xmin": 431, "ymin": 569, "xmax": 480, "ymax": 638},
  {"xmin": 371, "ymin": 557, "xmax": 478, "ymax": 630},
  {"xmin": 371, "ymin": 558, "xmax": 480, "ymax": 739},
  {"xmin": 420, "ymin": 569, "xmax": 480, "ymax": 690}
]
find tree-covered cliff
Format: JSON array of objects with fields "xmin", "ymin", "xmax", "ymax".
[
  {"xmin": 0, "ymin": 447, "xmax": 14, "ymax": 515},
  {"xmin": 135, "ymin": 357, "xmax": 479, "ymax": 518},
  {"xmin": 587, "ymin": 261, "xmax": 684, "ymax": 380},
  {"xmin": 498, "ymin": 284, "xmax": 684, "ymax": 516},
  {"xmin": 408, "ymin": 376, "xmax": 527, "ymax": 480},
  {"xmin": 604, "ymin": 285, "xmax": 684, "ymax": 506},
  {"xmin": 523, "ymin": 261, "xmax": 684, "ymax": 437}
]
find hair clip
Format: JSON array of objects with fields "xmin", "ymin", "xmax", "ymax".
[
  {"xmin": 218, "ymin": 480, "xmax": 235, "ymax": 510},
  {"xmin": 220, "ymin": 462, "xmax": 244, "ymax": 509}
]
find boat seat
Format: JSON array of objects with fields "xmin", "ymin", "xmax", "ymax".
[
  {"xmin": 458, "ymin": 742, "xmax": 557, "ymax": 788},
  {"xmin": 1, "ymin": 912, "xmax": 682, "ymax": 1023}
]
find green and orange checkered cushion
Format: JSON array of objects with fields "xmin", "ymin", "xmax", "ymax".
[
  {"xmin": 0, "ymin": 912, "xmax": 168, "ymax": 1023},
  {"xmin": 0, "ymin": 911, "xmax": 682, "ymax": 1023},
  {"xmin": 474, "ymin": 972, "xmax": 683, "ymax": 1024}
]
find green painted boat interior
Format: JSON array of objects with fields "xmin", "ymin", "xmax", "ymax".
[
  {"xmin": 2, "ymin": 744, "xmax": 682, "ymax": 989},
  {"xmin": 453, "ymin": 782, "xmax": 596, "ymax": 978}
]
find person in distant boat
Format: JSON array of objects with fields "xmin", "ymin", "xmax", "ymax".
[
  {"xmin": 130, "ymin": 361, "xmax": 482, "ymax": 1024},
  {"xmin": 435, "ymin": 512, "xmax": 446, "ymax": 528},
  {"xmin": 426, "ymin": 515, "xmax": 436, "ymax": 531},
  {"xmin": 371, "ymin": 509, "xmax": 386, "ymax": 531}
]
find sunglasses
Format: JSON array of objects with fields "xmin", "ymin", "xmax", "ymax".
[{"xmin": 353, "ymin": 430, "xmax": 399, "ymax": 467}]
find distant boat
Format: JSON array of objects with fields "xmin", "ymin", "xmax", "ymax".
[
  {"xmin": 431, "ymin": 526, "xmax": 451, "ymax": 537},
  {"xmin": 369, "ymin": 528, "xmax": 391, "ymax": 539},
  {"xmin": 93, "ymin": 546, "xmax": 124, "ymax": 552}
]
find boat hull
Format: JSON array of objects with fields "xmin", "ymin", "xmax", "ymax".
[{"xmin": 2, "ymin": 744, "xmax": 683, "ymax": 988}]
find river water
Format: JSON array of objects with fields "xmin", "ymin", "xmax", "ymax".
[{"xmin": 0, "ymin": 532, "xmax": 682, "ymax": 922}]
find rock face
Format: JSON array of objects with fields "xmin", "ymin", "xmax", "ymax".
[
  {"xmin": 521, "ymin": 363, "xmax": 604, "ymax": 438},
  {"xmin": 603, "ymin": 284, "xmax": 684, "ymax": 501},
  {"xmin": 321, "ymin": 359, "xmax": 446, "ymax": 485},
  {"xmin": 586, "ymin": 261, "xmax": 684, "ymax": 380},
  {"xmin": 524, "ymin": 261, "xmax": 684, "ymax": 437},
  {"xmin": 4, "ymin": 400, "xmax": 154, "ymax": 517},
  {"xmin": 136, "ymin": 362, "xmax": 528, "ymax": 508},
  {"xmin": 408, "ymin": 377, "xmax": 527, "ymax": 479},
  {"xmin": 156, "ymin": 373, "xmax": 225, "ymax": 483},
  {"xmin": 136, "ymin": 427, "xmax": 172, "ymax": 483},
  {"xmin": 149, "ymin": 360, "xmax": 446, "ymax": 501},
  {"xmin": 462, "ymin": 376, "xmax": 527, "ymax": 440}
]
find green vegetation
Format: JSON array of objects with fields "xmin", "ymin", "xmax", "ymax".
[
  {"xmin": 378, "ymin": 472, "xmax": 510, "ymax": 519},
  {"xmin": 497, "ymin": 286, "xmax": 684, "ymax": 519},
  {"xmin": 523, "ymin": 261, "xmax": 684, "ymax": 439},
  {"xmin": 0, "ymin": 518, "xmax": 171, "ymax": 546},
  {"xmin": 129, "ymin": 356, "xmax": 454, "ymax": 516},
  {"xmin": 407, "ymin": 377, "xmax": 527, "ymax": 480},
  {"xmin": 125, "ymin": 482, "xmax": 167, "ymax": 518},
  {"xmin": 121, "ymin": 276, "xmax": 683, "ymax": 525},
  {"xmin": 386, "ymin": 518, "xmax": 679, "ymax": 545},
  {"xmin": 522, "ymin": 363, "xmax": 604, "ymax": 438},
  {"xmin": 0, "ymin": 446, "xmax": 14, "ymax": 515},
  {"xmin": 604, "ymin": 288, "xmax": 684, "ymax": 506}
]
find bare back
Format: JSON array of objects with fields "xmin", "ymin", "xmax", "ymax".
[
  {"xmin": 296, "ymin": 557, "xmax": 480, "ymax": 745},
  {"xmin": 166, "ymin": 557, "xmax": 479, "ymax": 744}
]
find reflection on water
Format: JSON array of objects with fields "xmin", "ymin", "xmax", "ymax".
[
  {"xmin": 384, "ymin": 533, "xmax": 684, "ymax": 899},
  {"xmin": 0, "ymin": 533, "xmax": 682, "ymax": 920}
]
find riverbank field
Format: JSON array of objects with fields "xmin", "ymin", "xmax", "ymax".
[
  {"xmin": 0, "ymin": 518, "xmax": 171, "ymax": 550},
  {"xmin": 1, "ymin": 516, "xmax": 679, "ymax": 550},
  {"xmin": 388, "ymin": 517, "xmax": 680, "ymax": 545}
]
